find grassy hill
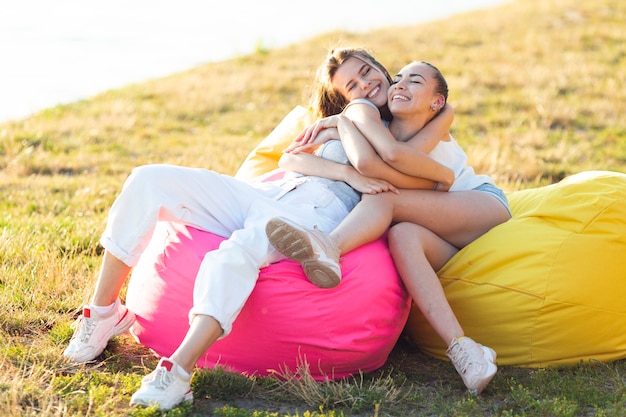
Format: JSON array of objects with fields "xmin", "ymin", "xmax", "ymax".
[{"xmin": 0, "ymin": 0, "xmax": 625, "ymax": 415}]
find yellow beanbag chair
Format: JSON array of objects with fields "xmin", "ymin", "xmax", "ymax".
[
  {"xmin": 235, "ymin": 105, "xmax": 315, "ymax": 181},
  {"xmin": 405, "ymin": 170, "xmax": 626, "ymax": 367}
]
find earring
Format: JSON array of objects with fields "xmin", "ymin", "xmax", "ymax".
[{"xmin": 431, "ymin": 104, "xmax": 438, "ymax": 111}]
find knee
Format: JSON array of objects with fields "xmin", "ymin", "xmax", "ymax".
[
  {"xmin": 388, "ymin": 222, "xmax": 410, "ymax": 247},
  {"xmin": 128, "ymin": 164, "xmax": 164, "ymax": 182},
  {"xmin": 124, "ymin": 164, "xmax": 172, "ymax": 191},
  {"xmin": 388, "ymin": 222, "xmax": 427, "ymax": 255}
]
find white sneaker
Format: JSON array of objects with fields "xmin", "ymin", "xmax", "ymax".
[
  {"xmin": 266, "ymin": 217, "xmax": 342, "ymax": 288},
  {"xmin": 446, "ymin": 337, "xmax": 497, "ymax": 395},
  {"xmin": 130, "ymin": 358, "xmax": 193, "ymax": 410},
  {"xmin": 63, "ymin": 298, "xmax": 135, "ymax": 363}
]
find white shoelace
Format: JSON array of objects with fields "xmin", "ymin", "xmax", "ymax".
[
  {"xmin": 145, "ymin": 366, "xmax": 175, "ymax": 391},
  {"xmin": 450, "ymin": 343, "xmax": 486, "ymax": 376},
  {"xmin": 72, "ymin": 316, "xmax": 96, "ymax": 342},
  {"xmin": 450, "ymin": 348, "xmax": 471, "ymax": 374}
]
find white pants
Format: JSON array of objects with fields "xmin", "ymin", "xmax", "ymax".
[{"xmin": 100, "ymin": 164, "xmax": 349, "ymax": 336}]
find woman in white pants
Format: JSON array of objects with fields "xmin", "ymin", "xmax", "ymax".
[
  {"xmin": 103, "ymin": 163, "xmax": 355, "ymax": 335},
  {"xmin": 63, "ymin": 48, "xmax": 454, "ymax": 411}
]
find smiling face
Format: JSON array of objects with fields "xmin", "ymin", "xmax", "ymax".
[
  {"xmin": 387, "ymin": 61, "xmax": 444, "ymax": 117},
  {"xmin": 310, "ymin": 47, "xmax": 393, "ymax": 118},
  {"xmin": 331, "ymin": 56, "xmax": 390, "ymax": 109}
]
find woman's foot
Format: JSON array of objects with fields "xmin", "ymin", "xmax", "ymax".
[
  {"xmin": 446, "ymin": 337, "xmax": 497, "ymax": 395},
  {"xmin": 130, "ymin": 358, "xmax": 193, "ymax": 410},
  {"xmin": 63, "ymin": 298, "xmax": 135, "ymax": 362},
  {"xmin": 266, "ymin": 217, "xmax": 342, "ymax": 288}
]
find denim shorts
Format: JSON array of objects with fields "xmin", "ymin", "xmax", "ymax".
[{"xmin": 473, "ymin": 183, "xmax": 512, "ymax": 217}]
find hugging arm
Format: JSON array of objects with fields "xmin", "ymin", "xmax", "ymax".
[
  {"xmin": 406, "ymin": 103, "xmax": 454, "ymax": 152},
  {"xmin": 342, "ymin": 102, "xmax": 455, "ymax": 187},
  {"xmin": 280, "ymin": 102, "xmax": 454, "ymax": 190},
  {"xmin": 335, "ymin": 116, "xmax": 442, "ymax": 189},
  {"xmin": 278, "ymin": 151, "xmax": 399, "ymax": 195},
  {"xmin": 280, "ymin": 115, "xmax": 441, "ymax": 191}
]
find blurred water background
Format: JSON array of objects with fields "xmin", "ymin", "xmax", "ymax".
[{"xmin": 0, "ymin": 0, "xmax": 507, "ymax": 123}]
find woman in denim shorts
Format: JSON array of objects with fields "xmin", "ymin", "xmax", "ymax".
[{"xmin": 266, "ymin": 58, "xmax": 512, "ymax": 396}]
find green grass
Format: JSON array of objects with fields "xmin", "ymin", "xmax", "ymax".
[{"xmin": 1, "ymin": 0, "xmax": 625, "ymax": 415}]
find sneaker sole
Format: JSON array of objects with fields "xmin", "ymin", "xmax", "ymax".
[
  {"xmin": 266, "ymin": 218, "xmax": 340, "ymax": 288},
  {"xmin": 130, "ymin": 391, "xmax": 193, "ymax": 410}
]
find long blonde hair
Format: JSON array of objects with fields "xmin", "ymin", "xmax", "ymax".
[{"xmin": 309, "ymin": 47, "xmax": 392, "ymax": 120}]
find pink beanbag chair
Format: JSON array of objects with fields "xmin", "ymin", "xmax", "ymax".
[{"xmin": 126, "ymin": 221, "xmax": 411, "ymax": 380}]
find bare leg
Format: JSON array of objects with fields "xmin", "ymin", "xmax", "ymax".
[
  {"xmin": 388, "ymin": 222, "xmax": 462, "ymax": 344},
  {"xmin": 389, "ymin": 221, "xmax": 499, "ymax": 395},
  {"xmin": 169, "ymin": 315, "xmax": 224, "ymax": 374},
  {"xmin": 129, "ymin": 314, "xmax": 223, "ymax": 409},
  {"xmin": 333, "ymin": 189, "xmax": 510, "ymax": 255},
  {"xmin": 330, "ymin": 192, "xmax": 395, "ymax": 253},
  {"xmin": 64, "ymin": 249, "xmax": 136, "ymax": 363},
  {"xmin": 90, "ymin": 250, "xmax": 131, "ymax": 306}
]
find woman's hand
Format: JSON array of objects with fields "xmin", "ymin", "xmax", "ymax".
[
  {"xmin": 284, "ymin": 115, "xmax": 342, "ymax": 153},
  {"xmin": 285, "ymin": 127, "xmax": 339, "ymax": 153},
  {"xmin": 345, "ymin": 170, "xmax": 399, "ymax": 195}
]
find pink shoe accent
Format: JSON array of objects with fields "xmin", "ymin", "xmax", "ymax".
[
  {"xmin": 161, "ymin": 359, "xmax": 174, "ymax": 372},
  {"xmin": 115, "ymin": 309, "xmax": 131, "ymax": 326}
]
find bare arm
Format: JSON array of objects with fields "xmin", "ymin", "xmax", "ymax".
[
  {"xmin": 335, "ymin": 116, "xmax": 441, "ymax": 189},
  {"xmin": 280, "ymin": 112, "xmax": 449, "ymax": 190},
  {"xmin": 405, "ymin": 103, "xmax": 454, "ymax": 152},
  {"xmin": 278, "ymin": 151, "xmax": 400, "ymax": 195},
  {"xmin": 283, "ymin": 106, "xmax": 450, "ymax": 156},
  {"xmin": 342, "ymin": 102, "xmax": 455, "ymax": 186}
]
